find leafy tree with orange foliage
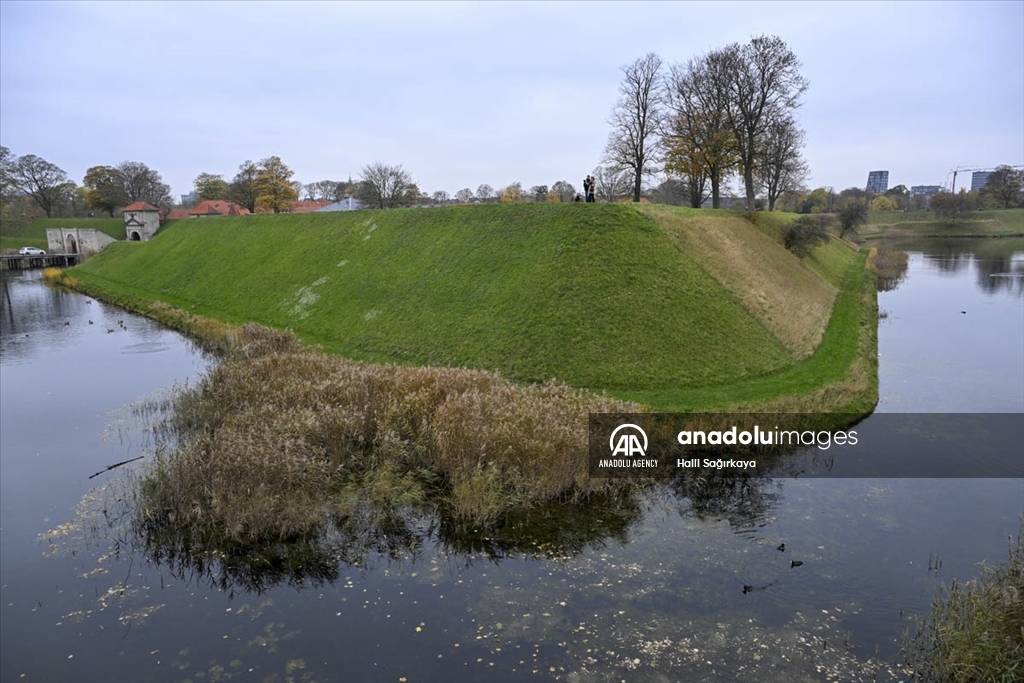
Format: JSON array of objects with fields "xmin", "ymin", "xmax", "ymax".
[{"xmin": 254, "ymin": 156, "xmax": 298, "ymax": 213}]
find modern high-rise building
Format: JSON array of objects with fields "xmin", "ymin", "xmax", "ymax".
[
  {"xmin": 970, "ymin": 172, "xmax": 991, "ymax": 192},
  {"xmin": 866, "ymin": 171, "xmax": 889, "ymax": 195},
  {"xmin": 910, "ymin": 185, "xmax": 942, "ymax": 206}
]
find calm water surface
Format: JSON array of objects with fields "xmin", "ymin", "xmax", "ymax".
[{"xmin": 1, "ymin": 241, "xmax": 1021, "ymax": 683}]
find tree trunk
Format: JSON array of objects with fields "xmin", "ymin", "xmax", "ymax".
[
  {"xmin": 743, "ymin": 166, "xmax": 756, "ymax": 218},
  {"xmin": 633, "ymin": 171, "xmax": 642, "ymax": 202},
  {"xmin": 711, "ymin": 174, "xmax": 721, "ymax": 209}
]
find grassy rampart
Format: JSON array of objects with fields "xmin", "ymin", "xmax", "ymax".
[
  {"xmin": 70, "ymin": 203, "xmax": 874, "ymax": 411},
  {"xmin": 59, "ymin": 203, "xmax": 880, "ymax": 532}
]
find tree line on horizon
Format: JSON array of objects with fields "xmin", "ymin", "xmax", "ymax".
[
  {"xmin": 0, "ymin": 145, "xmax": 599, "ymax": 219},
  {"xmin": 1, "ymin": 127, "xmax": 1021, "ymax": 223}
]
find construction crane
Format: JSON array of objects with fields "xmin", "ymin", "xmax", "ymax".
[
  {"xmin": 945, "ymin": 166, "xmax": 990, "ymax": 194},
  {"xmin": 945, "ymin": 165, "xmax": 1024, "ymax": 193}
]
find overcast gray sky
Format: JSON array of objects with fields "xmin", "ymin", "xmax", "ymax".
[{"xmin": 2, "ymin": 1, "xmax": 1022, "ymax": 200}]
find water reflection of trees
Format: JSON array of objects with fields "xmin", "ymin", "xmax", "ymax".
[
  {"xmin": 923, "ymin": 251, "xmax": 973, "ymax": 275},
  {"xmin": 974, "ymin": 254, "xmax": 1024, "ymax": 296},
  {"xmin": 923, "ymin": 247, "xmax": 1024, "ymax": 295},
  {"xmin": 1, "ymin": 271, "xmax": 84, "ymax": 360},
  {"xmin": 117, "ymin": 454, "xmax": 808, "ymax": 596},
  {"xmin": 126, "ymin": 490, "xmax": 648, "ymax": 595},
  {"xmin": 879, "ymin": 238, "xmax": 1023, "ymax": 296},
  {"xmin": 657, "ymin": 471, "xmax": 781, "ymax": 532}
]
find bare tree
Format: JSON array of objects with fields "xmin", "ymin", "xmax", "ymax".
[
  {"xmin": 654, "ymin": 177, "xmax": 695, "ymax": 207},
  {"xmin": 551, "ymin": 180, "xmax": 576, "ymax": 203},
  {"xmin": 663, "ymin": 58, "xmax": 736, "ymax": 208},
  {"xmin": 664, "ymin": 171, "xmax": 710, "ymax": 209},
  {"xmin": 716, "ymin": 36, "xmax": 809, "ymax": 217},
  {"xmin": 603, "ymin": 52, "xmax": 665, "ymax": 202},
  {"xmin": 431, "ymin": 190, "xmax": 450, "ymax": 205},
  {"xmin": 0, "ymin": 146, "xmax": 14, "ymax": 210},
  {"xmin": 592, "ymin": 165, "xmax": 631, "ymax": 202},
  {"xmin": 304, "ymin": 180, "xmax": 326, "ymax": 202},
  {"xmin": 9, "ymin": 154, "xmax": 71, "ymax": 218},
  {"xmin": 757, "ymin": 115, "xmax": 808, "ymax": 211},
  {"xmin": 357, "ymin": 162, "xmax": 415, "ymax": 209},
  {"xmin": 476, "ymin": 184, "xmax": 494, "ymax": 202},
  {"xmin": 114, "ymin": 160, "xmax": 172, "ymax": 207},
  {"xmin": 454, "ymin": 188, "xmax": 474, "ymax": 203},
  {"xmin": 305, "ymin": 180, "xmax": 345, "ymax": 203}
]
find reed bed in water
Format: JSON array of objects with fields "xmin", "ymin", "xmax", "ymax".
[
  {"xmin": 904, "ymin": 519, "xmax": 1024, "ymax": 683},
  {"xmin": 866, "ymin": 246, "xmax": 910, "ymax": 292},
  {"xmin": 137, "ymin": 324, "xmax": 639, "ymax": 541}
]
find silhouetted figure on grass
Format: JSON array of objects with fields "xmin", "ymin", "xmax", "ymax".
[{"xmin": 583, "ymin": 175, "xmax": 596, "ymax": 203}]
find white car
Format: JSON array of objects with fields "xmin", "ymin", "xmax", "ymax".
[{"xmin": 19, "ymin": 247, "xmax": 46, "ymax": 255}]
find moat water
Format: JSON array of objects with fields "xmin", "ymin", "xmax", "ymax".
[{"xmin": 1, "ymin": 238, "xmax": 1021, "ymax": 682}]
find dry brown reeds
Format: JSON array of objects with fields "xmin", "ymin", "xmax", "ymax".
[
  {"xmin": 137, "ymin": 324, "xmax": 640, "ymax": 541},
  {"xmin": 867, "ymin": 246, "xmax": 909, "ymax": 292}
]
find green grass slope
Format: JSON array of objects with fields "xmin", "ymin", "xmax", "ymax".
[
  {"xmin": 72, "ymin": 203, "xmax": 869, "ymax": 409},
  {"xmin": 638, "ymin": 205, "xmax": 840, "ymax": 360}
]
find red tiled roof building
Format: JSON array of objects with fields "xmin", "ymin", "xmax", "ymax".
[{"xmin": 188, "ymin": 200, "xmax": 250, "ymax": 217}]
